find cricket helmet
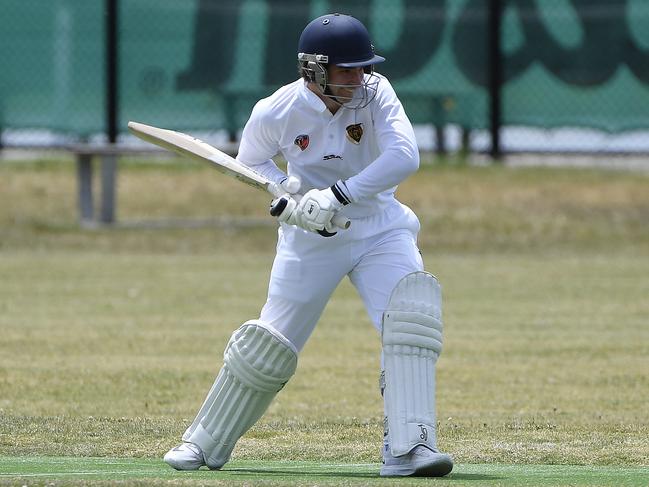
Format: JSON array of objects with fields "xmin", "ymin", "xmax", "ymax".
[
  {"xmin": 298, "ymin": 13, "xmax": 384, "ymax": 108},
  {"xmin": 298, "ymin": 13, "xmax": 385, "ymax": 68}
]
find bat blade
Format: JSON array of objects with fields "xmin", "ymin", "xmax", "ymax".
[
  {"xmin": 128, "ymin": 121, "xmax": 350, "ymax": 230},
  {"xmin": 127, "ymin": 121, "xmax": 271, "ymax": 193}
]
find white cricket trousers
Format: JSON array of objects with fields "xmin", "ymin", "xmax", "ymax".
[{"xmin": 260, "ymin": 201, "xmax": 424, "ymax": 352}]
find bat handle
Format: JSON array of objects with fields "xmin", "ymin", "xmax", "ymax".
[{"xmin": 331, "ymin": 213, "xmax": 351, "ymax": 230}]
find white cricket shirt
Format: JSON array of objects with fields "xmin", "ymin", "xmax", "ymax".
[{"xmin": 237, "ymin": 73, "xmax": 420, "ymax": 219}]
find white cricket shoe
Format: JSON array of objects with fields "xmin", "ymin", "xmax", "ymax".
[
  {"xmin": 163, "ymin": 442, "xmax": 206, "ymax": 470},
  {"xmin": 380, "ymin": 444, "xmax": 453, "ymax": 477}
]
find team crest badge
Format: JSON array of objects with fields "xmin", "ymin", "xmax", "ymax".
[
  {"xmin": 294, "ymin": 134, "xmax": 310, "ymax": 151},
  {"xmin": 346, "ymin": 123, "xmax": 363, "ymax": 144}
]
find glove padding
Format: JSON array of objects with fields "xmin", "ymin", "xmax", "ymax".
[
  {"xmin": 270, "ymin": 186, "xmax": 343, "ymax": 234},
  {"xmin": 270, "ymin": 194, "xmax": 299, "ymax": 225},
  {"xmin": 293, "ymin": 187, "xmax": 343, "ymax": 233}
]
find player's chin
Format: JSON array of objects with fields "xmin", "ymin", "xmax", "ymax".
[{"xmin": 335, "ymin": 88, "xmax": 355, "ymax": 100}]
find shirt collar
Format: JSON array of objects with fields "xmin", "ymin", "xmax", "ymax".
[{"xmin": 299, "ymin": 80, "xmax": 329, "ymax": 113}]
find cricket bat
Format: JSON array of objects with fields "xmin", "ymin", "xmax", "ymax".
[{"xmin": 128, "ymin": 121, "xmax": 350, "ymax": 230}]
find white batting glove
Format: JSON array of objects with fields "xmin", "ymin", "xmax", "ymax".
[
  {"xmin": 269, "ymin": 176, "xmax": 302, "ymax": 225},
  {"xmin": 270, "ymin": 181, "xmax": 350, "ymax": 235},
  {"xmin": 294, "ymin": 187, "xmax": 344, "ymax": 233},
  {"xmin": 268, "ymin": 175, "xmax": 301, "ymax": 197},
  {"xmin": 269, "ymin": 194, "xmax": 300, "ymax": 226}
]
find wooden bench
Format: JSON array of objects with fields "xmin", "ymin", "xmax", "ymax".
[
  {"xmin": 65, "ymin": 144, "xmax": 164, "ymax": 227},
  {"xmin": 65, "ymin": 141, "xmax": 239, "ymax": 227}
]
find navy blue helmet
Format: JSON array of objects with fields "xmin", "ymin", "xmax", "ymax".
[
  {"xmin": 298, "ymin": 13, "xmax": 385, "ymax": 67},
  {"xmin": 297, "ymin": 13, "xmax": 384, "ymax": 108}
]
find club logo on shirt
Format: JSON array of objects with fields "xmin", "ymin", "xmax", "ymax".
[
  {"xmin": 294, "ymin": 134, "xmax": 310, "ymax": 151},
  {"xmin": 346, "ymin": 123, "xmax": 363, "ymax": 144}
]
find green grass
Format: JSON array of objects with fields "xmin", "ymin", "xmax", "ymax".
[
  {"xmin": 0, "ymin": 157, "xmax": 647, "ymax": 485},
  {"xmin": 1, "ymin": 457, "xmax": 647, "ymax": 486},
  {"xmin": 2, "ymin": 156, "xmax": 648, "ymax": 253}
]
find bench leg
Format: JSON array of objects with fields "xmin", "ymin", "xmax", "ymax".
[
  {"xmin": 435, "ymin": 125, "xmax": 446, "ymax": 156},
  {"xmin": 77, "ymin": 154, "xmax": 94, "ymax": 225},
  {"xmin": 100, "ymin": 155, "xmax": 117, "ymax": 224}
]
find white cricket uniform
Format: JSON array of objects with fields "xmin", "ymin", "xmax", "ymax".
[{"xmin": 237, "ymin": 73, "xmax": 424, "ymax": 351}]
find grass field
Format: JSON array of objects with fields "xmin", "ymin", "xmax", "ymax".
[{"xmin": 0, "ymin": 156, "xmax": 648, "ymax": 485}]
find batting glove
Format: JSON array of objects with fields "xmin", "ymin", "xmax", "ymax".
[
  {"xmin": 269, "ymin": 175, "xmax": 302, "ymax": 225},
  {"xmin": 294, "ymin": 186, "xmax": 348, "ymax": 233},
  {"xmin": 268, "ymin": 175, "xmax": 301, "ymax": 197},
  {"xmin": 269, "ymin": 194, "xmax": 300, "ymax": 226}
]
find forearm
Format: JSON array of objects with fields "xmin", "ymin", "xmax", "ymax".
[
  {"xmin": 238, "ymin": 158, "xmax": 287, "ymax": 185},
  {"xmin": 343, "ymin": 81, "xmax": 420, "ymax": 202},
  {"xmin": 342, "ymin": 145, "xmax": 419, "ymax": 202}
]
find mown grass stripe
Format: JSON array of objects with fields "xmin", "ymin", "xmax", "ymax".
[{"xmin": 0, "ymin": 457, "xmax": 647, "ymax": 486}]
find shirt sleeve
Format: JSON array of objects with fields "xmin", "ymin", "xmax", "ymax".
[
  {"xmin": 235, "ymin": 99, "xmax": 287, "ymax": 184},
  {"xmin": 237, "ymin": 99, "xmax": 278, "ymax": 163},
  {"xmin": 248, "ymin": 158, "xmax": 287, "ymax": 184},
  {"xmin": 342, "ymin": 76, "xmax": 420, "ymax": 202}
]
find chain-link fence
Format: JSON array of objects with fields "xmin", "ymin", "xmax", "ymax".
[{"xmin": 2, "ymin": 0, "xmax": 649, "ymax": 154}]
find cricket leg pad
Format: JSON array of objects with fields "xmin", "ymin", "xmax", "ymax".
[
  {"xmin": 183, "ymin": 320, "xmax": 298, "ymax": 469},
  {"xmin": 382, "ymin": 271, "xmax": 444, "ymax": 457}
]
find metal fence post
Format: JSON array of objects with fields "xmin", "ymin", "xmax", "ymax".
[
  {"xmin": 488, "ymin": 0, "xmax": 503, "ymax": 161},
  {"xmin": 102, "ymin": 0, "xmax": 119, "ymax": 224},
  {"xmin": 106, "ymin": 0, "xmax": 118, "ymax": 145}
]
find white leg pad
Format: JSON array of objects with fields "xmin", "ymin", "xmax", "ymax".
[
  {"xmin": 183, "ymin": 320, "xmax": 297, "ymax": 469},
  {"xmin": 382, "ymin": 271, "xmax": 443, "ymax": 457}
]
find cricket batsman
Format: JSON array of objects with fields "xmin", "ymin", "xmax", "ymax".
[{"xmin": 164, "ymin": 13, "xmax": 453, "ymax": 477}]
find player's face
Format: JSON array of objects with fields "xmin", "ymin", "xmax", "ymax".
[{"xmin": 327, "ymin": 65, "xmax": 364, "ymax": 99}]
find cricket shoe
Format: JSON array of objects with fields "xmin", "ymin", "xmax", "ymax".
[
  {"xmin": 163, "ymin": 442, "xmax": 206, "ymax": 470},
  {"xmin": 380, "ymin": 444, "xmax": 453, "ymax": 477}
]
